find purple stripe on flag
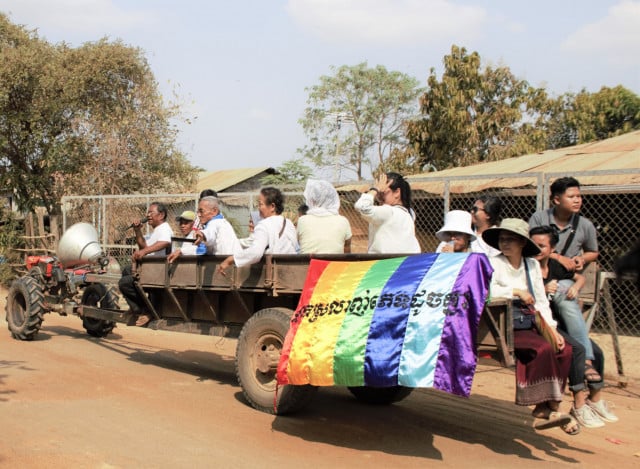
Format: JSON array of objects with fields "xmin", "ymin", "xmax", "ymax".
[{"xmin": 433, "ymin": 253, "xmax": 494, "ymax": 396}]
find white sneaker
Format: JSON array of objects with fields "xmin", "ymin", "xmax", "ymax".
[
  {"xmin": 571, "ymin": 404, "xmax": 605, "ymax": 428},
  {"xmin": 587, "ymin": 399, "xmax": 619, "ymax": 423}
]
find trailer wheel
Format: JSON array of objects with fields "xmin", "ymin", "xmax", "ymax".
[
  {"xmin": 236, "ymin": 307, "xmax": 317, "ymax": 415},
  {"xmin": 81, "ymin": 284, "xmax": 118, "ymax": 338},
  {"xmin": 348, "ymin": 386, "xmax": 414, "ymax": 405},
  {"xmin": 5, "ymin": 276, "xmax": 45, "ymax": 340}
]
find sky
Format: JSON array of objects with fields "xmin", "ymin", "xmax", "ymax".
[{"xmin": 1, "ymin": 0, "xmax": 639, "ymax": 174}]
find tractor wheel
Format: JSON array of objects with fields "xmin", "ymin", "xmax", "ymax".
[
  {"xmin": 81, "ymin": 284, "xmax": 118, "ymax": 338},
  {"xmin": 235, "ymin": 307, "xmax": 317, "ymax": 415},
  {"xmin": 5, "ymin": 276, "xmax": 45, "ymax": 340},
  {"xmin": 348, "ymin": 385, "xmax": 414, "ymax": 405}
]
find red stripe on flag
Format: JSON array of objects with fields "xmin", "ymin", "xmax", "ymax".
[{"xmin": 276, "ymin": 259, "xmax": 331, "ymax": 385}]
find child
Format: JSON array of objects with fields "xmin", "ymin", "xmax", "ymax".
[
  {"xmin": 435, "ymin": 210, "xmax": 476, "ymax": 253},
  {"xmin": 530, "ymin": 225, "xmax": 618, "ymax": 429}
]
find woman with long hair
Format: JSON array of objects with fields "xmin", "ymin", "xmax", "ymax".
[{"xmin": 354, "ymin": 172, "xmax": 420, "ymax": 254}]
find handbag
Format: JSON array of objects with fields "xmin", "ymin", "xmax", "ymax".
[
  {"xmin": 512, "ymin": 300, "xmax": 534, "ymax": 330},
  {"xmin": 523, "ymin": 260, "xmax": 560, "ymax": 353}
]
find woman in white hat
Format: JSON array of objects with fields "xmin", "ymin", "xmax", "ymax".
[
  {"xmin": 483, "ymin": 218, "xmax": 576, "ymax": 433},
  {"xmin": 435, "ymin": 210, "xmax": 476, "ymax": 253}
]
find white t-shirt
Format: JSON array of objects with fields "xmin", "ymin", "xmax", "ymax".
[
  {"xmin": 354, "ymin": 193, "xmax": 420, "ymax": 254},
  {"xmin": 145, "ymin": 222, "xmax": 173, "ymax": 256},
  {"xmin": 234, "ymin": 215, "xmax": 298, "ymax": 267},
  {"xmin": 201, "ymin": 218, "xmax": 240, "ymax": 255},
  {"xmin": 297, "ymin": 214, "xmax": 352, "ymax": 254}
]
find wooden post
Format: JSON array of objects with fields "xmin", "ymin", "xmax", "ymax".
[
  {"xmin": 35, "ymin": 207, "xmax": 48, "ymax": 255},
  {"xmin": 25, "ymin": 213, "xmax": 35, "ymax": 257},
  {"xmin": 50, "ymin": 215, "xmax": 60, "ymax": 254},
  {"xmin": 600, "ymin": 273, "xmax": 627, "ymax": 387}
]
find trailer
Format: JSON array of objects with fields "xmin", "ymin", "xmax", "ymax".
[
  {"xmin": 5, "ymin": 222, "xmax": 422, "ymax": 413},
  {"xmin": 6, "ymin": 223, "xmax": 492, "ymax": 414}
]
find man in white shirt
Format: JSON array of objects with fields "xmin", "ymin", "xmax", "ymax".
[
  {"xmin": 119, "ymin": 202, "xmax": 173, "ymax": 326},
  {"xmin": 194, "ymin": 196, "xmax": 240, "ymax": 255}
]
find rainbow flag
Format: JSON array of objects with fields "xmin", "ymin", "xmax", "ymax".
[{"xmin": 277, "ymin": 253, "xmax": 493, "ymax": 397}]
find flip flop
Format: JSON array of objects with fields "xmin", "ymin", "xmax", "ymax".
[
  {"xmin": 561, "ymin": 415, "xmax": 581, "ymax": 435},
  {"xmin": 534, "ymin": 411, "xmax": 572, "ymax": 430},
  {"xmin": 135, "ymin": 313, "xmax": 152, "ymax": 327},
  {"xmin": 585, "ymin": 363, "xmax": 602, "ymax": 383}
]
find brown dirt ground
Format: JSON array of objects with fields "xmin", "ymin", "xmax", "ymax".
[{"xmin": 1, "ymin": 285, "xmax": 639, "ymax": 468}]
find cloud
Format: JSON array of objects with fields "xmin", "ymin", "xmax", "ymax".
[
  {"xmin": 561, "ymin": 0, "xmax": 640, "ymax": 66},
  {"xmin": 286, "ymin": 0, "xmax": 487, "ymax": 46},
  {"xmin": 0, "ymin": 0, "xmax": 156, "ymax": 40}
]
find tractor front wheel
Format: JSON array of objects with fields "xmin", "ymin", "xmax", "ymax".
[{"xmin": 5, "ymin": 276, "xmax": 45, "ymax": 340}]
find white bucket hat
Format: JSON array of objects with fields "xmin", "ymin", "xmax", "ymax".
[{"xmin": 436, "ymin": 210, "xmax": 477, "ymax": 242}]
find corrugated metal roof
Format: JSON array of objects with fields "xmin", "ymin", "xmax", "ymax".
[
  {"xmin": 337, "ymin": 130, "xmax": 640, "ymax": 194},
  {"xmin": 197, "ymin": 167, "xmax": 274, "ymax": 193}
]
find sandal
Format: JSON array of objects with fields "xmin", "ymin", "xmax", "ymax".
[
  {"xmin": 585, "ymin": 363, "xmax": 602, "ymax": 383},
  {"xmin": 561, "ymin": 415, "xmax": 581, "ymax": 435},
  {"xmin": 534, "ymin": 411, "xmax": 572, "ymax": 430},
  {"xmin": 531, "ymin": 403, "xmax": 551, "ymax": 419}
]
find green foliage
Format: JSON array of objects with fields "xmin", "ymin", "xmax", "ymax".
[
  {"xmin": 376, "ymin": 147, "xmax": 425, "ymax": 177},
  {"xmin": 260, "ymin": 158, "xmax": 312, "ymax": 186},
  {"xmin": 545, "ymin": 85, "xmax": 640, "ymax": 148},
  {"xmin": 405, "ymin": 45, "xmax": 640, "ymax": 171},
  {"xmin": 298, "ymin": 62, "xmax": 422, "ymax": 181},
  {"xmin": 0, "ymin": 14, "xmax": 197, "ymax": 216},
  {"xmin": 406, "ymin": 45, "xmax": 549, "ymax": 170}
]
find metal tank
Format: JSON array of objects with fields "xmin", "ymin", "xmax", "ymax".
[{"xmin": 57, "ymin": 222, "xmax": 104, "ymax": 268}]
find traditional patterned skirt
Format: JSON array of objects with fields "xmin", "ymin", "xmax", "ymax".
[{"xmin": 514, "ymin": 328, "xmax": 572, "ymax": 406}]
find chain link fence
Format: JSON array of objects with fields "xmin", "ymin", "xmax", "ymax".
[{"xmin": 61, "ymin": 169, "xmax": 639, "ymax": 377}]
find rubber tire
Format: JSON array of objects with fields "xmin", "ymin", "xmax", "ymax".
[
  {"xmin": 235, "ymin": 307, "xmax": 317, "ymax": 415},
  {"xmin": 348, "ymin": 385, "xmax": 414, "ymax": 405},
  {"xmin": 81, "ymin": 284, "xmax": 118, "ymax": 338},
  {"xmin": 5, "ymin": 276, "xmax": 45, "ymax": 341}
]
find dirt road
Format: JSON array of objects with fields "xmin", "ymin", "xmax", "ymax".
[{"xmin": 1, "ymin": 288, "xmax": 639, "ymax": 468}]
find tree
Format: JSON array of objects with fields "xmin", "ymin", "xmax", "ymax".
[
  {"xmin": 0, "ymin": 14, "xmax": 196, "ymax": 215},
  {"xmin": 298, "ymin": 63, "xmax": 422, "ymax": 181},
  {"xmin": 545, "ymin": 86, "xmax": 640, "ymax": 148},
  {"xmin": 406, "ymin": 45, "xmax": 549, "ymax": 170},
  {"xmin": 260, "ymin": 158, "xmax": 313, "ymax": 186}
]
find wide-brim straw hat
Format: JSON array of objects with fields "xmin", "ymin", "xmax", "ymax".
[
  {"xmin": 482, "ymin": 218, "xmax": 541, "ymax": 257},
  {"xmin": 436, "ymin": 210, "xmax": 477, "ymax": 242}
]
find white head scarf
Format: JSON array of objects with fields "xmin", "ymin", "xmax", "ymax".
[{"xmin": 303, "ymin": 179, "xmax": 340, "ymax": 216}]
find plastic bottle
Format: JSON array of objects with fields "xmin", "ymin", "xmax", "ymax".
[{"xmin": 194, "ymin": 228, "xmax": 207, "ymax": 255}]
